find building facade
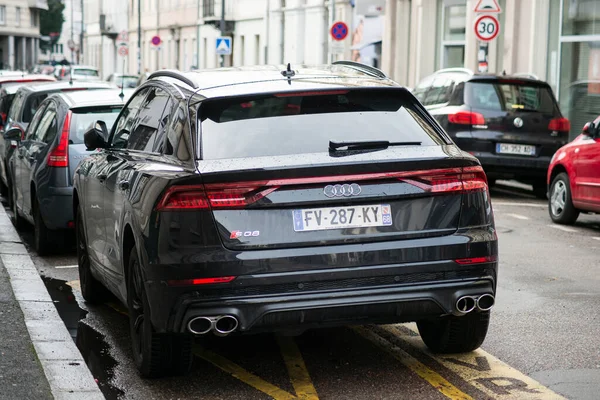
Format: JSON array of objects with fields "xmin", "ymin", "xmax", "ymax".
[
  {"xmin": 382, "ymin": 0, "xmax": 600, "ymax": 135},
  {"xmin": 0, "ymin": 0, "xmax": 46, "ymax": 70}
]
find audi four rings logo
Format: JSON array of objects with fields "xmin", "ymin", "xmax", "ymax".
[{"xmin": 324, "ymin": 183, "xmax": 362, "ymax": 197}]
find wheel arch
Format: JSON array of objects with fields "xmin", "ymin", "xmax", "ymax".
[
  {"xmin": 122, "ymin": 223, "xmax": 136, "ymax": 286},
  {"xmin": 549, "ymin": 164, "xmax": 569, "ymax": 188}
]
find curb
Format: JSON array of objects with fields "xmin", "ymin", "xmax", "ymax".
[{"xmin": 0, "ymin": 206, "xmax": 104, "ymax": 400}]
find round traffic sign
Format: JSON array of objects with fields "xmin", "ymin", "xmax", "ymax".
[
  {"xmin": 151, "ymin": 35, "xmax": 161, "ymax": 46},
  {"xmin": 330, "ymin": 21, "xmax": 349, "ymax": 41},
  {"xmin": 118, "ymin": 46, "xmax": 129, "ymax": 57},
  {"xmin": 474, "ymin": 15, "xmax": 500, "ymax": 42}
]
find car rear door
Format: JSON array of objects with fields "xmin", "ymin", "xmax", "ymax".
[
  {"xmin": 102, "ymin": 87, "xmax": 168, "ymax": 280},
  {"xmin": 18, "ymin": 101, "xmax": 59, "ymax": 218},
  {"xmin": 465, "ymin": 80, "xmax": 568, "ymax": 158},
  {"xmin": 12, "ymin": 103, "xmax": 47, "ymax": 214}
]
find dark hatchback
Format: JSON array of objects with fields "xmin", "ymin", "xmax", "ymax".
[
  {"xmin": 413, "ymin": 68, "xmax": 569, "ymax": 198},
  {"xmin": 74, "ymin": 64, "xmax": 498, "ymax": 378},
  {"xmin": 0, "ymin": 81, "xmax": 114, "ymax": 204}
]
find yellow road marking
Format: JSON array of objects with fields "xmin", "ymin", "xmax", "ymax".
[
  {"xmin": 385, "ymin": 324, "xmax": 566, "ymax": 400},
  {"xmin": 353, "ymin": 326, "xmax": 473, "ymax": 400},
  {"xmin": 277, "ymin": 336, "xmax": 319, "ymax": 400},
  {"xmin": 194, "ymin": 345, "xmax": 298, "ymax": 400}
]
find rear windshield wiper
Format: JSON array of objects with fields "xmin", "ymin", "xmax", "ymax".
[{"xmin": 329, "ymin": 140, "xmax": 422, "ymax": 152}]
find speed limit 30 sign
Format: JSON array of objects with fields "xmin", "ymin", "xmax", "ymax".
[{"xmin": 474, "ymin": 15, "xmax": 500, "ymax": 42}]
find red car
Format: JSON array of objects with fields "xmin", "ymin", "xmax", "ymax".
[{"xmin": 548, "ymin": 117, "xmax": 600, "ymax": 224}]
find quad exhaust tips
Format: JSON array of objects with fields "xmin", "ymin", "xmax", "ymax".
[
  {"xmin": 455, "ymin": 294, "xmax": 495, "ymax": 315},
  {"xmin": 187, "ymin": 315, "xmax": 239, "ymax": 336}
]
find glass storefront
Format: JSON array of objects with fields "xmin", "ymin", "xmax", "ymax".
[{"xmin": 556, "ymin": 0, "xmax": 600, "ymax": 139}]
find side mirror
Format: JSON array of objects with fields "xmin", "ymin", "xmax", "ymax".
[
  {"xmin": 84, "ymin": 122, "xmax": 109, "ymax": 151},
  {"xmin": 582, "ymin": 122, "xmax": 598, "ymax": 137},
  {"xmin": 4, "ymin": 127, "xmax": 21, "ymax": 141}
]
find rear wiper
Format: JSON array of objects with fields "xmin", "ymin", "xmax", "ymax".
[{"xmin": 329, "ymin": 140, "xmax": 421, "ymax": 152}]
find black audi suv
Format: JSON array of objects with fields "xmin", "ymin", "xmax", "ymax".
[
  {"xmin": 74, "ymin": 63, "xmax": 498, "ymax": 378},
  {"xmin": 413, "ymin": 68, "xmax": 569, "ymax": 198}
]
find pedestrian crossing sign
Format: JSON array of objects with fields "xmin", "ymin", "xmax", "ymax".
[{"xmin": 216, "ymin": 37, "xmax": 232, "ymax": 55}]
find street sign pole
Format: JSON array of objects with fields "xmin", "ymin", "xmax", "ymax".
[
  {"xmin": 473, "ymin": 4, "xmax": 501, "ymax": 74},
  {"xmin": 137, "ymin": 0, "xmax": 141, "ymax": 75},
  {"xmin": 220, "ymin": 0, "xmax": 225, "ymax": 67}
]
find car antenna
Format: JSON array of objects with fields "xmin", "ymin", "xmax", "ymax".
[
  {"xmin": 502, "ymin": 70, "xmax": 507, "ymax": 76},
  {"xmin": 281, "ymin": 63, "xmax": 295, "ymax": 84},
  {"xmin": 69, "ymin": 70, "xmax": 73, "ymax": 86},
  {"xmin": 119, "ymin": 75, "xmax": 125, "ymax": 100}
]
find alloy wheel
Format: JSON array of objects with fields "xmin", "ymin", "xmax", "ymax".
[{"xmin": 550, "ymin": 180, "xmax": 566, "ymax": 216}]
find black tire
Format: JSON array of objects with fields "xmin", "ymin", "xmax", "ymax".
[
  {"xmin": 127, "ymin": 247, "xmax": 193, "ymax": 378},
  {"xmin": 549, "ymin": 172, "xmax": 579, "ymax": 225},
  {"xmin": 417, "ymin": 311, "xmax": 490, "ymax": 354},
  {"xmin": 10, "ymin": 185, "xmax": 23, "ymax": 230},
  {"xmin": 532, "ymin": 181, "xmax": 548, "ymax": 199},
  {"xmin": 33, "ymin": 200, "xmax": 57, "ymax": 256},
  {"xmin": 76, "ymin": 206, "xmax": 108, "ymax": 304}
]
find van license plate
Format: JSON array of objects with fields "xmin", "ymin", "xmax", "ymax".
[
  {"xmin": 496, "ymin": 143, "xmax": 536, "ymax": 156},
  {"xmin": 293, "ymin": 204, "xmax": 393, "ymax": 232}
]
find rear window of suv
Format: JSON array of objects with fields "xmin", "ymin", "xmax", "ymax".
[
  {"xmin": 199, "ymin": 89, "xmax": 446, "ymax": 159},
  {"xmin": 466, "ymin": 81, "xmax": 558, "ymax": 114}
]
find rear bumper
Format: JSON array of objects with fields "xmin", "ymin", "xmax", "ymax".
[
  {"xmin": 168, "ymin": 273, "xmax": 495, "ymax": 334},
  {"xmin": 39, "ymin": 186, "xmax": 74, "ymax": 230},
  {"xmin": 142, "ymin": 225, "xmax": 498, "ymax": 333},
  {"xmin": 469, "ymin": 151, "xmax": 551, "ymax": 180}
]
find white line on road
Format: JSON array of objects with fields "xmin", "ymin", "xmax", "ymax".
[
  {"xmin": 55, "ymin": 265, "xmax": 78, "ymax": 269},
  {"xmin": 547, "ymin": 224, "xmax": 579, "ymax": 233},
  {"xmin": 493, "ymin": 201, "xmax": 546, "ymax": 208},
  {"xmin": 505, "ymin": 213, "xmax": 530, "ymax": 220},
  {"xmin": 593, "ymin": 237, "xmax": 600, "ymax": 241}
]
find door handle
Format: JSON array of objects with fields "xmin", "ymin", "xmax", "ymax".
[
  {"xmin": 118, "ymin": 180, "xmax": 130, "ymax": 191},
  {"xmin": 97, "ymin": 174, "xmax": 107, "ymax": 183}
]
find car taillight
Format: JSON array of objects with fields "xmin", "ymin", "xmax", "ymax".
[
  {"xmin": 47, "ymin": 111, "xmax": 71, "ymax": 167},
  {"xmin": 448, "ymin": 111, "xmax": 485, "ymax": 125},
  {"xmin": 455, "ymin": 256, "xmax": 497, "ymax": 265},
  {"xmin": 402, "ymin": 166, "xmax": 488, "ymax": 194},
  {"xmin": 155, "ymin": 184, "xmax": 278, "ymax": 211},
  {"xmin": 548, "ymin": 117, "xmax": 570, "ymax": 133},
  {"xmin": 167, "ymin": 276, "xmax": 236, "ymax": 286},
  {"xmin": 156, "ymin": 167, "xmax": 488, "ymax": 211}
]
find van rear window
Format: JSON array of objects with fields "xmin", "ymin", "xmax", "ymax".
[
  {"xmin": 199, "ymin": 89, "xmax": 445, "ymax": 160},
  {"xmin": 466, "ymin": 82, "xmax": 558, "ymax": 114}
]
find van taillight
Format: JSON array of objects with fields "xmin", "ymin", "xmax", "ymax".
[
  {"xmin": 47, "ymin": 111, "xmax": 71, "ymax": 167},
  {"xmin": 448, "ymin": 111, "xmax": 485, "ymax": 125},
  {"xmin": 548, "ymin": 117, "xmax": 570, "ymax": 133}
]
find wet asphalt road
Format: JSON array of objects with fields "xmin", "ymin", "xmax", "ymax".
[{"xmin": 4, "ymin": 181, "xmax": 600, "ymax": 400}]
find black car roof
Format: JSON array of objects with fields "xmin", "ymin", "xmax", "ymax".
[
  {"xmin": 16, "ymin": 81, "xmax": 114, "ymax": 94},
  {"xmin": 148, "ymin": 63, "xmax": 398, "ymax": 98},
  {"xmin": 430, "ymin": 68, "xmax": 548, "ymax": 85}
]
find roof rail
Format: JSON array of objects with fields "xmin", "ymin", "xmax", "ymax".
[
  {"xmin": 512, "ymin": 72, "xmax": 540, "ymax": 80},
  {"xmin": 434, "ymin": 68, "xmax": 474, "ymax": 75},
  {"xmin": 148, "ymin": 69, "xmax": 198, "ymax": 89},
  {"xmin": 332, "ymin": 61, "xmax": 387, "ymax": 79}
]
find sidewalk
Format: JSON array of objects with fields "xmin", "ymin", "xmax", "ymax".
[
  {"xmin": 0, "ymin": 258, "xmax": 52, "ymax": 400},
  {"xmin": 0, "ymin": 205, "xmax": 103, "ymax": 400}
]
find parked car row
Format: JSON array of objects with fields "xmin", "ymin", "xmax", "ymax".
[
  {"xmin": 414, "ymin": 68, "xmax": 599, "ymax": 224},
  {"xmin": 0, "ymin": 77, "xmax": 129, "ymax": 254}
]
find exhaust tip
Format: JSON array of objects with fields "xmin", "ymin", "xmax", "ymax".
[
  {"xmin": 188, "ymin": 316, "xmax": 213, "ymax": 335},
  {"xmin": 214, "ymin": 315, "xmax": 238, "ymax": 335},
  {"xmin": 456, "ymin": 296, "xmax": 476, "ymax": 314},
  {"xmin": 477, "ymin": 294, "xmax": 495, "ymax": 311}
]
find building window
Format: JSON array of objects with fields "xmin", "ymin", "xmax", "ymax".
[
  {"xmin": 30, "ymin": 9, "xmax": 38, "ymax": 27},
  {"xmin": 0, "ymin": 6, "xmax": 6, "ymax": 25},
  {"xmin": 15, "ymin": 7, "xmax": 20, "ymax": 26},
  {"xmin": 556, "ymin": 0, "xmax": 600, "ymax": 139},
  {"xmin": 203, "ymin": 0, "xmax": 215, "ymax": 17},
  {"xmin": 440, "ymin": 0, "xmax": 466, "ymax": 68}
]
